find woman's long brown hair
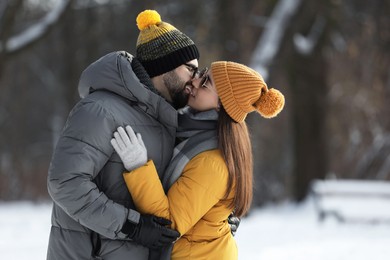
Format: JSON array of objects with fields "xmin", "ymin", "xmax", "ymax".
[{"xmin": 218, "ymin": 107, "xmax": 253, "ymax": 217}]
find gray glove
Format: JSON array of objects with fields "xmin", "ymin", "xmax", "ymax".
[{"xmin": 111, "ymin": 126, "xmax": 147, "ymax": 171}]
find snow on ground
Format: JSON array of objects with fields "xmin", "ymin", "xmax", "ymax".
[
  {"xmin": 0, "ymin": 198, "xmax": 389, "ymax": 259},
  {"xmin": 235, "ymin": 199, "xmax": 390, "ymax": 260}
]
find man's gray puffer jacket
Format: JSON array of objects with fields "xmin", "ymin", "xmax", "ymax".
[{"xmin": 47, "ymin": 51, "xmax": 177, "ymax": 260}]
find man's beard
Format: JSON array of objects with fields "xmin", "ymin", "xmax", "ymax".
[{"xmin": 163, "ymin": 71, "xmax": 190, "ymax": 109}]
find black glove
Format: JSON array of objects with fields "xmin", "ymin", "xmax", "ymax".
[
  {"xmin": 228, "ymin": 213, "xmax": 241, "ymax": 236},
  {"xmin": 122, "ymin": 214, "xmax": 180, "ymax": 249}
]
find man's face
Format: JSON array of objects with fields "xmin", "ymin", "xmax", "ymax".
[{"xmin": 162, "ymin": 59, "xmax": 198, "ymax": 109}]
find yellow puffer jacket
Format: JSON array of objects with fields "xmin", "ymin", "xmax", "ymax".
[{"xmin": 123, "ymin": 149, "xmax": 237, "ymax": 259}]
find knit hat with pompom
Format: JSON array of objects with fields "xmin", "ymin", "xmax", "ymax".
[
  {"xmin": 136, "ymin": 10, "xmax": 199, "ymax": 77},
  {"xmin": 211, "ymin": 61, "xmax": 285, "ymax": 123}
]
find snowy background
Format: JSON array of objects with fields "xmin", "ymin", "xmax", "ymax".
[{"xmin": 1, "ymin": 197, "xmax": 389, "ymax": 260}]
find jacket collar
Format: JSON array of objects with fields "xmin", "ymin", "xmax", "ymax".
[{"xmin": 78, "ymin": 51, "xmax": 177, "ymax": 129}]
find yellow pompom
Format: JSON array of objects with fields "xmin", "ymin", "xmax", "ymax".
[
  {"xmin": 255, "ymin": 88, "xmax": 285, "ymax": 118},
  {"xmin": 136, "ymin": 10, "xmax": 162, "ymax": 30}
]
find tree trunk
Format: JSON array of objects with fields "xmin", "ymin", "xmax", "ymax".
[{"xmin": 286, "ymin": 0, "xmax": 330, "ymax": 201}]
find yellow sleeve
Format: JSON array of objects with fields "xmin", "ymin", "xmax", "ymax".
[
  {"xmin": 123, "ymin": 151, "xmax": 229, "ymax": 236},
  {"xmin": 123, "ymin": 160, "xmax": 170, "ymax": 219}
]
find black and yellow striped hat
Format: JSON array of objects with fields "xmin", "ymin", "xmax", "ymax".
[{"xmin": 136, "ymin": 10, "xmax": 199, "ymax": 77}]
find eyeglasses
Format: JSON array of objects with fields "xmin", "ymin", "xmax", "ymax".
[
  {"xmin": 185, "ymin": 63, "xmax": 199, "ymax": 79},
  {"xmin": 185, "ymin": 64, "xmax": 210, "ymax": 80},
  {"xmin": 199, "ymin": 67, "xmax": 209, "ymax": 87},
  {"xmin": 198, "ymin": 67, "xmax": 218, "ymax": 95},
  {"xmin": 198, "ymin": 67, "xmax": 208, "ymax": 81}
]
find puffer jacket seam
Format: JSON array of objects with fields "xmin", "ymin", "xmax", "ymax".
[
  {"xmin": 51, "ymin": 225, "xmax": 89, "ymax": 234},
  {"xmin": 85, "ymin": 93, "xmax": 122, "ymax": 124},
  {"xmin": 72, "ymin": 192, "xmax": 106, "ymax": 218},
  {"xmin": 61, "ymin": 135, "xmax": 110, "ymax": 159}
]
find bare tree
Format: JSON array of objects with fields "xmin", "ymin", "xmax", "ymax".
[
  {"xmin": 0, "ymin": 0, "xmax": 388, "ymax": 203},
  {"xmin": 284, "ymin": 0, "xmax": 330, "ymax": 201},
  {"xmin": 0, "ymin": 0, "xmax": 72, "ymax": 78}
]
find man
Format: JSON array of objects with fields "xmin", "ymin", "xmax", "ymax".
[{"xmin": 47, "ymin": 10, "xmax": 199, "ymax": 260}]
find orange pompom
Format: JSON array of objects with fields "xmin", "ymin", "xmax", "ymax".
[
  {"xmin": 254, "ymin": 88, "xmax": 285, "ymax": 118},
  {"xmin": 136, "ymin": 10, "xmax": 162, "ymax": 30}
]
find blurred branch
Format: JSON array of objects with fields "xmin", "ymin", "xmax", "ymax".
[
  {"xmin": 377, "ymin": 155, "xmax": 390, "ymax": 180},
  {"xmin": 293, "ymin": 15, "xmax": 326, "ymax": 55},
  {"xmin": 250, "ymin": 0, "xmax": 302, "ymax": 80},
  {"xmin": 356, "ymin": 134, "xmax": 390, "ymax": 179},
  {"xmin": 0, "ymin": 0, "xmax": 24, "ymax": 44},
  {"xmin": 0, "ymin": 0, "xmax": 72, "ymax": 55},
  {"xmin": 73, "ymin": 0, "xmax": 129, "ymax": 10}
]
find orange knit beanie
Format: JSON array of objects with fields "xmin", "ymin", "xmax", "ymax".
[{"xmin": 211, "ymin": 61, "xmax": 285, "ymax": 123}]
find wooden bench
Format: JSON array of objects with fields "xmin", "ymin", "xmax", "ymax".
[{"xmin": 310, "ymin": 179, "xmax": 390, "ymax": 223}]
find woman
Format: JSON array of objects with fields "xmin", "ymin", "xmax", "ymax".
[{"xmin": 111, "ymin": 61, "xmax": 285, "ymax": 259}]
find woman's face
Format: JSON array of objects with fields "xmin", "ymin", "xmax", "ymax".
[{"xmin": 187, "ymin": 68, "xmax": 219, "ymax": 111}]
